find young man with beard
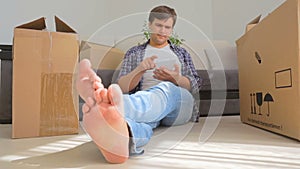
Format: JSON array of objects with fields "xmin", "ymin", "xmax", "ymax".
[{"xmin": 76, "ymin": 5, "xmax": 201, "ymax": 164}]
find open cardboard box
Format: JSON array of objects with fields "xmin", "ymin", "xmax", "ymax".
[
  {"xmin": 80, "ymin": 40, "xmax": 124, "ymax": 70},
  {"xmin": 12, "ymin": 16, "xmax": 79, "ymax": 138},
  {"xmin": 236, "ymin": 0, "xmax": 300, "ymax": 141}
]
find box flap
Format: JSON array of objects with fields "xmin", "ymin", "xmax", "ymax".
[
  {"xmin": 80, "ymin": 40, "xmax": 92, "ymax": 51},
  {"xmin": 79, "ymin": 41, "xmax": 124, "ymax": 70},
  {"xmin": 55, "ymin": 16, "xmax": 76, "ymax": 33},
  {"xmin": 80, "ymin": 40, "xmax": 115, "ymax": 53},
  {"xmin": 16, "ymin": 17, "xmax": 46, "ymax": 30},
  {"xmin": 247, "ymin": 15, "xmax": 262, "ymax": 25},
  {"xmin": 236, "ymin": 15, "xmax": 262, "ymax": 45},
  {"xmin": 245, "ymin": 15, "xmax": 262, "ymax": 32}
]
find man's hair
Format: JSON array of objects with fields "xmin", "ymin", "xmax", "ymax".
[{"xmin": 148, "ymin": 5, "xmax": 177, "ymax": 27}]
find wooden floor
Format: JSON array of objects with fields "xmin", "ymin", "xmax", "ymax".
[{"xmin": 1, "ymin": 116, "xmax": 300, "ymax": 169}]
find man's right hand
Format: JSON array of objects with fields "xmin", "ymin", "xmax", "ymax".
[{"xmin": 137, "ymin": 55, "xmax": 158, "ymax": 72}]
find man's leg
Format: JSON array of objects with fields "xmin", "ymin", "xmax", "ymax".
[
  {"xmin": 160, "ymin": 87, "xmax": 194, "ymax": 126},
  {"xmin": 76, "ymin": 59, "xmax": 129, "ymax": 164},
  {"xmin": 123, "ymin": 82, "xmax": 189, "ymax": 123},
  {"xmin": 123, "ymin": 82, "xmax": 194, "ymax": 155}
]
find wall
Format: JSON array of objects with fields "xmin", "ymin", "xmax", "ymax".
[
  {"xmin": 0, "ymin": 0, "xmax": 212, "ymax": 45},
  {"xmin": 0, "ymin": 0, "xmax": 286, "ymax": 45},
  {"xmin": 212, "ymin": 0, "xmax": 285, "ymax": 44}
]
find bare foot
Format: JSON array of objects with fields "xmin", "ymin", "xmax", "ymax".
[
  {"xmin": 76, "ymin": 59, "xmax": 129, "ymax": 163},
  {"xmin": 76, "ymin": 59, "xmax": 102, "ymax": 103}
]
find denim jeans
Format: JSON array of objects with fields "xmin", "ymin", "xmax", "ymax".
[{"xmin": 123, "ymin": 82, "xmax": 194, "ymax": 156}]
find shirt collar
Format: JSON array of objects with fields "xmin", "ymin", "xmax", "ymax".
[{"xmin": 142, "ymin": 39, "xmax": 176, "ymax": 49}]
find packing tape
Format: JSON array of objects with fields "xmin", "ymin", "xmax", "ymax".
[{"xmin": 43, "ymin": 31, "xmax": 53, "ymax": 73}]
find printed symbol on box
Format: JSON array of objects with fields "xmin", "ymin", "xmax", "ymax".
[
  {"xmin": 264, "ymin": 93, "xmax": 274, "ymax": 116},
  {"xmin": 255, "ymin": 51, "xmax": 262, "ymax": 64},
  {"xmin": 250, "ymin": 93, "xmax": 256, "ymax": 114},
  {"xmin": 275, "ymin": 68, "xmax": 292, "ymax": 89},
  {"xmin": 250, "ymin": 92, "xmax": 274, "ymax": 116},
  {"xmin": 256, "ymin": 92, "xmax": 263, "ymax": 115}
]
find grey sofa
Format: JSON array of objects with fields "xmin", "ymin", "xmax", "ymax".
[
  {"xmin": 196, "ymin": 69, "xmax": 239, "ymax": 118},
  {"xmin": 0, "ymin": 45, "xmax": 13, "ymax": 124},
  {"xmin": 78, "ymin": 39, "xmax": 240, "ymax": 122},
  {"xmin": 78, "ymin": 68, "xmax": 239, "ymax": 122}
]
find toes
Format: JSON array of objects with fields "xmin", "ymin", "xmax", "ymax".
[
  {"xmin": 100, "ymin": 89, "xmax": 109, "ymax": 103},
  {"xmin": 108, "ymin": 84, "xmax": 124, "ymax": 115},
  {"xmin": 82, "ymin": 97, "xmax": 95, "ymax": 114},
  {"xmin": 94, "ymin": 88, "xmax": 103, "ymax": 103},
  {"xmin": 94, "ymin": 88, "xmax": 109, "ymax": 104},
  {"xmin": 86, "ymin": 97, "xmax": 95, "ymax": 106},
  {"xmin": 78, "ymin": 59, "xmax": 92, "ymax": 78},
  {"xmin": 77, "ymin": 59, "xmax": 99, "ymax": 101},
  {"xmin": 93, "ymin": 81, "xmax": 104, "ymax": 91},
  {"xmin": 82, "ymin": 103, "xmax": 90, "ymax": 114},
  {"xmin": 93, "ymin": 76, "xmax": 102, "ymax": 83},
  {"xmin": 108, "ymin": 84, "xmax": 123, "ymax": 106},
  {"xmin": 78, "ymin": 59, "xmax": 102, "ymax": 85}
]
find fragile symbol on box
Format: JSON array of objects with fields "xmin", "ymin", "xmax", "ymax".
[{"xmin": 250, "ymin": 92, "xmax": 274, "ymax": 116}]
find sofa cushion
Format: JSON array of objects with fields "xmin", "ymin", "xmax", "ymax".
[
  {"xmin": 203, "ymin": 41, "xmax": 238, "ymax": 70},
  {"xmin": 197, "ymin": 69, "xmax": 239, "ymax": 91}
]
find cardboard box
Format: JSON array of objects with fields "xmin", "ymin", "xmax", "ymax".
[
  {"xmin": 80, "ymin": 41, "xmax": 124, "ymax": 70},
  {"xmin": 12, "ymin": 16, "xmax": 79, "ymax": 138},
  {"xmin": 236, "ymin": 0, "xmax": 300, "ymax": 141}
]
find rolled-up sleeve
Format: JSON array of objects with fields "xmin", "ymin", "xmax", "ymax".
[
  {"xmin": 117, "ymin": 46, "xmax": 140, "ymax": 81},
  {"xmin": 173, "ymin": 46, "xmax": 202, "ymax": 95}
]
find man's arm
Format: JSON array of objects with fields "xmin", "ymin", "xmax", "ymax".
[
  {"xmin": 172, "ymin": 74, "xmax": 191, "ymax": 90},
  {"xmin": 118, "ymin": 67, "xmax": 145, "ymax": 93},
  {"xmin": 118, "ymin": 55, "xmax": 158, "ymax": 93},
  {"xmin": 175, "ymin": 46, "xmax": 202, "ymax": 94}
]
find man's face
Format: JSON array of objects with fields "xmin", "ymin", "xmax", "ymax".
[{"xmin": 148, "ymin": 17, "xmax": 174, "ymax": 46}]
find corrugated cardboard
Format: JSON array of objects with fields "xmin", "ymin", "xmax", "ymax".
[
  {"xmin": 80, "ymin": 41, "xmax": 124, "ymax": 70},
  {"xmin": 12, "ymin": 16, "xmax": 79, "ymax": 138},
  {"xmin": 236, "ymin": 0, "xmax": 300, "ymax": 141}
]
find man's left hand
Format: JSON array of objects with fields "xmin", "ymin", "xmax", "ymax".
[{"xmin": 153, "ymin": 64, "xmax": 181, "ymax": 85}]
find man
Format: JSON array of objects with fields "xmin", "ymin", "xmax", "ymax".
[{"xmin": 76, "ymin": 5, "xmax": 201, "ymax": 164}]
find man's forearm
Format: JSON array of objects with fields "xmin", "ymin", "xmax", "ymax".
[
  {"xmin": 118, "ymin": 68, "xmax": 145, "ymax": 93},
  {"xmin": 172, "ymin": 75, "xmax": 191, "ymax": 91}
]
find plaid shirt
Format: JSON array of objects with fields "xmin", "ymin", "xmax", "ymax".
[{"xmin": 117, "ymin": 40, "xmax": 202, "ymax": 95}]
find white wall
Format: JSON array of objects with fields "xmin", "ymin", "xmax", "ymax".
[
  {"xmin": 0, "ymin": 0, "xmax": 286, "ymax": 45},
  {"xmin": 0, "ymin": 0, "xmax": 212, "ymax": 45},
  {"xmin": 212, "ymin": 0, "xmax": 285, "ymax": 44}
]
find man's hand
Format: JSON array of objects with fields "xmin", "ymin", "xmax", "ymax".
[
  {"xmin": 153, "ymin": 64, "xmax": 181, "ymax": 84},
  {"xmin": 137, "ymin": 55, "xmax": 158, "ymax": 72},
  {"xmin": 153, "ymin": 64, "xmax": 191, "ymax": 91},
  {"xmin": 118, "ymin": 55, "xmax": 157, "ymax": 93}
]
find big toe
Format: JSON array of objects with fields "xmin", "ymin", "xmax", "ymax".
[{"xmin": 108, "ymin": 84, "xmax": 124, "ymax": 112}]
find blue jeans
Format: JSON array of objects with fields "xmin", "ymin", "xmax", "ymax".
[{"xmin": 123, "ymin": 82, "xmax": 194, "ymax": 155}]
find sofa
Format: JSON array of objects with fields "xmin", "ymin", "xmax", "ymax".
[
  {"xmin": 0, "ymin": 45, "xmax": 13, "ymax": 124},
  {"xmin": 0, "ymin": 40, "xmax": 239, "ymax": 124},
  {"xmin": 79, "ymin": 39, "xmax": 239, "ymax": 122},
  {"xmin": 183, "ymin": 40, "xmax": 240, "ymax": 121}
]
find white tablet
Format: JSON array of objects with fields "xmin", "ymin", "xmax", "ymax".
[{"xmin": 155, "ymin": 58, "xmax": 177, "ymax": 70}]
